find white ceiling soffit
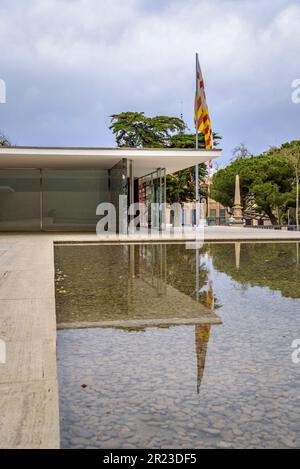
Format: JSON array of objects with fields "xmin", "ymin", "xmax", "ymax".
[{"xmin": 0, "ymin": 147, "xmax": 221, "ymax": 177}]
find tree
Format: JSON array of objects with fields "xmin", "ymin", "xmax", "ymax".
[
  {"xmin": 211, "ymin": 154, "xmax": 294, "ymax": 225},
  {"xmin": 231, "ymin": 143, "xmax": 252, "ymax": 162},
  {"xmin": 0, "ymin": 132, "xmax": 11, "ymax": 146},
  {"xmin": 110, "ymin": 112, "xmax": 221, "ymax": 150},
  {"xmin": 166, "ymin": 132, "xmax": 221, "ymax": 203},
  {"xmin": 110, "ymin": 112, "xmax": 186, "ymax": 148},
  {"xmin": 267, "ymin": 141, "xmax": 300, "ymax": 229},
  {"xmin": 170, "ymin": 132, "xmax": 222, "ymax": 149},
  {"xmin": 166, "ymin": 165, "xmax": 208, "ymax": 204}
]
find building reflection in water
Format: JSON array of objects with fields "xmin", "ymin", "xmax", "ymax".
[{"xmin": 55, "ymin": 243, "xmax": 222, "ymax": 393}]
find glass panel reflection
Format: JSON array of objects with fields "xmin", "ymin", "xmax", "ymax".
[
  {"xmin": 0, "ymin": 169, "xmax": 40, "ymax": 231},
  {"xmin": 42, "ymin": 170, "xmax": 109, "ymax": 231}
]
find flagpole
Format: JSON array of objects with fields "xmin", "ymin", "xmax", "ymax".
[
  {"xmin": 195, "ymin": 53, "xmax": 200, "ymax": 306},
  {"xmin": 195, "ymin": 53, "xmax": 199, "ymax": 227}
]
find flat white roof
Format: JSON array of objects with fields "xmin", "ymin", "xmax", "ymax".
[{"xmin": 0, "ymin": 146, "xmax": 221, "ymax": 177}]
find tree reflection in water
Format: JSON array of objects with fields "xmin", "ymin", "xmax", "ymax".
[{"xmin": 209, "ymin": 242, "xmax": 300, "ymax": 299}]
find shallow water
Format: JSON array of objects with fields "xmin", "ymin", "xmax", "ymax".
[{"xmin": 56, "ymin": 243, "xmax": 300, "ymax": 449}]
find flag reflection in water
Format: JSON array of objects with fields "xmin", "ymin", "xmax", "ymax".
[{"xmin": 195, "ymin": 279, "xmax": 214, "ymax": 394}]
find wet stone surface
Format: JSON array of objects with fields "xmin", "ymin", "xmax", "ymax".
[{"xmin": 56, "ymin": 243, "xmax": 300, "ymax": 449}]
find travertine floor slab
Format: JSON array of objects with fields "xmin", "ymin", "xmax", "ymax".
[
  {"xmin": 0, "ymin": 299, "xmax": 57, "ymax": 384},
  {"xmin": 0, "ymin": 237, "xmax": 59, "ymax": 449},
  {"xmin": 0, "ymin": 298, "xmax": 56, "ymax": 342},
  {"xmin": 0, "ymin": 380, "xmax": 59, "ymax": 449},
  {"xmin": 0, "ymin": 244, "xmax": 54, "ymax": 270},
  {"xmin": 0, "ymin": 269, "xmax": 54, "ymax": 300}
]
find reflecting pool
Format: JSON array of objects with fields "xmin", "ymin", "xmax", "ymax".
[{"xmin": 56, "ymin": 243, "xmax": 300, "ymax": 449}]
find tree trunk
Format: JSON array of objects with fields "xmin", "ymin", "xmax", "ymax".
[
  {"xmin": 266, "ymin": 209, "xmax": 278, "ymax": 226},
  {"xmin": 296, "ymin": 177, "xmax": 299, "ymax": 230}
]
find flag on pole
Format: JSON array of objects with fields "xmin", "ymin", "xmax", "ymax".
[{"xmin": 194, "ymin": 55, "xmax": 213, "ymax": 150}]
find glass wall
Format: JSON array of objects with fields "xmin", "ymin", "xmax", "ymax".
[
  {"xmin": 0, "ymin": 170, "xmax": 41, "ymax": 231},
  {"xmin": 0, "ymin": 169, "xmax": 111, "ymax": 232},
  {"xmin": 138, "ymin": 168, "xmax": 166, "ymax": 230},
  {"xmin": 42, "ymin": 170, "xmax": 109, "ymax": 231},
  {"xmin": 0, "ymin": 165, "xmax": 166, "ymax": 232}
]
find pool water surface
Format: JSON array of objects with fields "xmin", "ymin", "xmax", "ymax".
[{"xmin": 55, "ymin": 243, "xmax": 300, "ymax": 449}]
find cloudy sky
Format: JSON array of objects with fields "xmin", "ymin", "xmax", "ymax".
[{"xmin": 0, "ymin": 0, "xmax": 299, "ymax": 164}]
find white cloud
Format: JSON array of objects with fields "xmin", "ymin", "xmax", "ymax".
[{"xmin": 0, "ymin": 0, "xmax": 299, "ymax": 160}]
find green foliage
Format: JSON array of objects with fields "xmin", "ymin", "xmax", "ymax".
[
  {"xmin": 166, "ymin": 165, "xmax": 208, "ymax": 204},
  {"xmin": 211, "ymin": 152, "xmax": 294, "ymax": 224},
  {"xmin": 267, "ymin": 141, "xmax": 300, "ymax": 227},
  {"xmin": 109, "ymin": 112, "xmax": 221, "ymax": 150},
  {"xmin": 167, "ymin": 132, "xmax": 221, "ymax": 203},
  {"xmin": 267, "ymin": 140, "xmax": 300, "ymax": 161},
  {"xmin": 170, "ymin": 132, "xmax": 222, "ymax": 149},
  {"xmin": 110, "ymin": 112, "xmax": 186, "ymax": 148},
  {"xmin": 169, "ymin": 133, "xmax": 196, "ymax": 148}
]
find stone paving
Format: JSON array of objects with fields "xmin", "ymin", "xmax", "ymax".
[
  {"xmin": 52, "ymin": 226, "xmax": 300, "ymax": 243},
  {"xmin": 0, "ymin": 235, "xmax": 59, "ymax": 449}
]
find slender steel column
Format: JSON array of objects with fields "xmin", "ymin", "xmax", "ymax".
[
  {"xmin": 151, "ymin": 172, "xmax": 154, "ymax": 229},
  {"xmin": 163, "ymin": 168, "xmax": 167, "ymax": 231},
  {"xmin": 195, "ymin": 53, "xmax": 199, "ymax": 227},
  {"xmin": 158, "ymin": 168, "xmax": 162, "ymax": 230},
  {"xmin": 40, "ymin": 169, "xmax": 43, "ymax": 231},
  {"xmin": 129, "ymin": 160, "xmax": 134, "ymax": 207},
  {"xmin": 196, "ymin": 248, "xmax": 199, "ymax": 302}
]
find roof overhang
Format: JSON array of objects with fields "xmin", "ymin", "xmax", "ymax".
[{"xmin": 0, "ymin": 146, "xmax": 221, "ymax": 177}]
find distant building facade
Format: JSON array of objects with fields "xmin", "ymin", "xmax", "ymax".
[
  {"xmin": 165, "ymin": 175, "xmax": 229, "ymax": 226},
  {"xmin": 201, "ymin": 176, "xmax": 229, "ymax": 225}
]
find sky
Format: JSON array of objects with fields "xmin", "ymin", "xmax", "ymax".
[{"xmin": 0, "ymin": 0, "xmax": 300, "ymax": 165}]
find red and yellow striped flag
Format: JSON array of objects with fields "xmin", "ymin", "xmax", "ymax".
[{"xmin": 194, "ymin": 55, "xmax": 213, "ymax": 150}]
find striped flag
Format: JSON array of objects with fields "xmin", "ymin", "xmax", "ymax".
[{"xmin": 194, "ymin": 55, "xmax": 213, "ymax": 150}]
